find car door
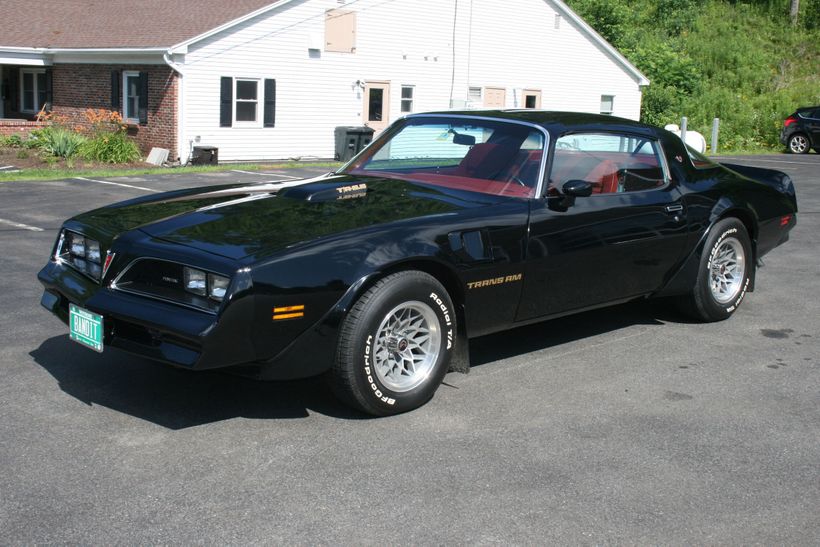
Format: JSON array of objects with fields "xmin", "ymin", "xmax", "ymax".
[{"xmin": 516, "ymin": 131, "xmax": 690, "ymax": 321}]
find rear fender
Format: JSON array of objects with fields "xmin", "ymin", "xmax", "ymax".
[{"xmin": 655, "ymin": 201, "xmax": 758, "ymax": 297}]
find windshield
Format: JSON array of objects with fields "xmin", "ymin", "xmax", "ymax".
[{"xmin": 342, "ymin": 117, "xmax": 546, "ymax": 198}]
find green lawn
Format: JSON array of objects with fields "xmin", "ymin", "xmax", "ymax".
[{"xmin": 0, "ymin": 161, "xmax": 342, "ymax": 183}]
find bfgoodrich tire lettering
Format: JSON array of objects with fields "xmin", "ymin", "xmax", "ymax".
[
  {"xmin": 679, "ymin": 218, "xmax": 752, "ymax": 322},
  {"xmin": 331, "ymin": 271, "xmax": 455, "ymax": 416}
]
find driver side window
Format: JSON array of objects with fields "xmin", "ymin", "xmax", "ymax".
[{"xmin": 549, "ymin": 133, "xmax": 668, "ymax": 195}]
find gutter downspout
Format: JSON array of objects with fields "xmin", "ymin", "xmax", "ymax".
[{"xmin": 163, "ymin": 51, "xmax": 186, "ymax": 163}]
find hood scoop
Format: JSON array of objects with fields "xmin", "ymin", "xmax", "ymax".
[{"xmin": 279, "ymin": 181, "xmax": 369, "ymax": 202}]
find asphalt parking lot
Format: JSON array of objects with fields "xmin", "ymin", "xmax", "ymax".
[{"xmin": 1, "ymin": 156, "xmax": 818, "ymax": 543}]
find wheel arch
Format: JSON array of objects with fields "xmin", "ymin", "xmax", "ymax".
[
  {"xmin": 656, "ymin": 205, "xmax": 758, "ymax": 297},
  {"xmin": 341, "ymin": 258, "xmax": 470, "ymax": 373}
]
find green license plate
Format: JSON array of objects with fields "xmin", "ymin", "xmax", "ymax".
[{"xmin": 69, "ymin": 304, "xmax": 104, "ymax": 353}]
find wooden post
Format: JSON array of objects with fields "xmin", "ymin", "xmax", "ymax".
[
  {"xmin": 790, "ymin": 0, "xmax": 800, "ymax": 26},
  {"xmin": 711, "ymin": 118, "xmax": 720, "ymax": 154},
  {"xmin": 680, "ymin": 117, "xmax": 688, "ymax": 147}
]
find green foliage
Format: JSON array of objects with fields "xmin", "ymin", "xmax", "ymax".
[
  {"xmin": 16, "ymin": 150, "xmax": 29, "ymax": 160},
  {"xmin": 39, "ymin": 127, "xmax": 87, "ymax": 158},
  {"xmin": 79, "ymin": 132, "xmax": 142, "ymax": 164},
  {"xmin": 0, "ymin": 134, "xmax": 24, "ymax": 148},
  {"xmin": 565, "ymin": 0, "xmax": 820, "ymax": 152}
]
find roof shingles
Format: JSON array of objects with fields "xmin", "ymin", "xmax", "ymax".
[{"xmin": 0, "ymin": 0, "xmax": 281, "ymax": 49}]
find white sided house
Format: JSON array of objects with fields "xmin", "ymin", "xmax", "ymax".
[{"xmin": 0, "ymin": 0, "xmax": 648, "ymax": 162}]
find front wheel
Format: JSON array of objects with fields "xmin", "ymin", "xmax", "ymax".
[
  {"xmin": 788, "ymin": 133, "xmax": 810, "ymax": 154},
  {"xmin": 678, "ymin": 218, "xmax": 753, "ymax": 322},
  {"xmin": 330, "ymin": 271, "xmax": 456, "ymax": 416}
]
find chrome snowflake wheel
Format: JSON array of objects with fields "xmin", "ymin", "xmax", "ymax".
[
  {"xmin": 372, "ymin": 301, "xmax": 441, "ymax": 392},
  {"xmin": 709, "ymin": 237, "xmax": 746, "ymax": 304}
]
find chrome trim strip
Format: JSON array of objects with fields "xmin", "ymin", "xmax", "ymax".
[
  {"xmin": 112, "ymin": 286, "xmax": 218, "ymax": 316},
  {"xmin": 111, "ymin": 257, "xmax": 230, "ymax": 314}
]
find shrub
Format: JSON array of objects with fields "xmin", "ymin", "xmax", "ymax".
[
  {"xmin": 1, "ymin": 134, "xmax": 24, "ymax": 148},
  {"xmin": 80, "ymin": 131, "xmax": 141, "ymax": 164},
  {"xmin": 39, "ymin": 126, "xmax": 87, "ymax": 158},
  {"xmin": 16, "ymin": 150, "xmax": 29, "ymax": 160}
]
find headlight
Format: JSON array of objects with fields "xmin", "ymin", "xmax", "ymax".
[
  {"xmin": 184, "ymin": 267, "xmax": 229, "ymax": 301},
  {"xmin": 183, "ymin": 267, "xmax": 207, "ymax": 296},
  {"xmin": 57, "ymin": 230, "xmax": 103, "ymax": 281},
  {"xmin": 208, "ymin": 274, "xmax": 230, "ymax": 301}
]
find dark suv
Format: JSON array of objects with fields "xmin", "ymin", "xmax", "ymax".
[{"xmin": 781, "ymin": 106, "xmax": 820, "ymax": 154}]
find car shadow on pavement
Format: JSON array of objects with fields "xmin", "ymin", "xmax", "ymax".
[
  {"xmin": 29, "ymin": 336, "xmax": 365, "ymax": 429},
  {"xmin": 29, "ymin": 299, "xmax": 687, "ymax": 428},
  {"xmin": 468, "ymin": 299, "xmax": 683, "ymax": 367}
]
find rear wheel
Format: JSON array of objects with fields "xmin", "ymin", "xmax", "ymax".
[
  {"xmin": 788, "ymin": 133, "xmax": 810, "ymax": 154},
  {"xmin": 678, "ymin": 218, "xmax": 752, "ymax": 322},
  {"xmin": 330, "ymin": 271, "xmax": 456, "ymax": 416}
]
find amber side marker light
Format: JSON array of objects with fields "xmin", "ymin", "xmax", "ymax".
[{"xmin": 273, "ymin": 305, "xmax": 305, "ymax": 320}]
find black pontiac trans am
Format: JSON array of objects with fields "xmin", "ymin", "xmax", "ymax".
[{"xmin": 38, "ymin": 111, "xmax": 798, "ymax": 415}]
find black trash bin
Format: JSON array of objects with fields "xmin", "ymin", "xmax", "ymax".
[
  {"xmin": 191, "ymin": 146, "xmax": 218, "ymax": 166},
  {"xmin": 334, "ymin": 126, "xmax": 375, "ymax": 162}
]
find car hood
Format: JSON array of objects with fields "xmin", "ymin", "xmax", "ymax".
[{"xmin": 71, "ymin": 174, "xmax": 494, "ymax": 260}]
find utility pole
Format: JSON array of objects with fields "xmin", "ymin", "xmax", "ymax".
[{"xmin": 790, "ymin": 0, "xmax": 800, "ymax": 26}]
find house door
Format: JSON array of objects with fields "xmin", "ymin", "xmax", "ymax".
[
  {"xmin": 363, "ymin": 81, "xmax": 390, "ymax": 132},
  {"xmin": 483, "ymin": 87, "xmax": 506, "ymax": 108}
]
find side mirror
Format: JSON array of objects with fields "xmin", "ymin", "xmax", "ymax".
[{"xmin": 562, "ymin": 179, "xmax": 593, "ymax": 197}]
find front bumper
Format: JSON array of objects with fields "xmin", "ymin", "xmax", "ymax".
[{"xmin": 38, "ymin": 260, "xmax": 256, "ymax": 370}]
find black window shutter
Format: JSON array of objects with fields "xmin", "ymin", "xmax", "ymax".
[
  {"xmin": 111, "ymin": 70, "xmax": 120, "ymax": 110},
  {"xmin": 220, "ymin": 77, "xmax": 233, "ymax": 127},
  {"xmin": 8, "ymin": 69, "xmax": 19, "ymax": 114},
  {"xmin": 44, "ymin": 69, "xmax": 53, "ymax": 112},
  {"xmin": 138, "ymin": 71, "xmax": 148, "ymax": 124},
  {"xmin": 263, "ymin": 78, "xmax": 276, "ymax": 128}
]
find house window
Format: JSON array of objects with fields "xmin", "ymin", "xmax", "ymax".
[
  {"xmin": 235, "ymin": 79, "xmax": 260, "ymax": 123},
  {"xmin": 122, "ymin": 71, "xmax": 142, "ymax": 123},
  {"xmin": 401, "ymin": 85, "xmax": 414, "ymax": 113},
  {"xmin": 523, "ymin": 89, "xmax": 541, "ymax": 109},
  {"xmin": 600, "ymin": 95, "xmax": 615, "ymax": 115},
  {"xmin": 20, "ymin": 69, "xmax": 46, "ymax": 113},
  {"xmin": 220, "ymin": 77, "xmax": 276, "ymax": 128}
]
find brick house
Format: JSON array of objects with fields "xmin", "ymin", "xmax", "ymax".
[{"xmin": 0, "ymin": 0, "xmax": 648, "ymax": 162}]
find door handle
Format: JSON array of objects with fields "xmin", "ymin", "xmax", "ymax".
[{"xmin": 665, "ymin": 204, "xmax": 684, "ymax": 213}]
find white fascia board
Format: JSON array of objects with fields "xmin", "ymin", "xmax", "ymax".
[
  {"xmin": 550, "ymin": 0, "xmax": 650, "ymax": 87},
  {"xmin": 0, "ymin": 47, "xmax": 51, "ymax": 65},
  {"xmin": 169, "ymin": 0, "xmax": 298, "ymax": 52},
  {"xmin": 51, "ymin": 50, "xmax": 166, "ymax": 64}
]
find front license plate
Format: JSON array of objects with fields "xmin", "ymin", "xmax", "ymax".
[{"xmin": 69, "ymin": 304, "xmax": 104, "ymax": 353}]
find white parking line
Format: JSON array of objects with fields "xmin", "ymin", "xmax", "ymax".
[
  {"xmin": 74, "ymin": 177, "xmax": 156, "ymax": 192},
  {"xmin": 0, "ymin": 218, "xmax": 44, "ymax": 232},
  {"xmin": 231, "ymin": 170, "xmax": 302, "ymax": 179}
]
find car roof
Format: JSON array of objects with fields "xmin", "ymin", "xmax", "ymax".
[{"xmin": 407, "ymin": 110, "xmax": 659, "ymax": 136}]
